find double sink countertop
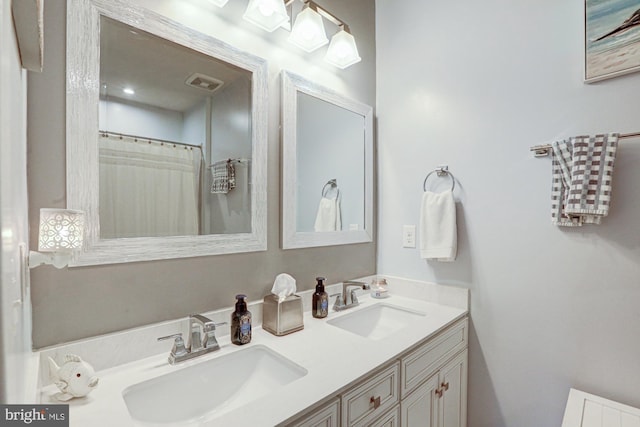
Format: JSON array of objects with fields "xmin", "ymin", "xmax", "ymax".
[{"xmin": 36, "ymin": 276, "xmax": 469, "ymax": 427}]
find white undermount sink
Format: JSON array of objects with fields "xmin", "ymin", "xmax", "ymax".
[
  {"xmin": 327, "ymin": 303, "xmax": 426, "ymax": 340},
  {"xmin": 122, "ymin": 345, "xmax": 307, "ymax": 426}
]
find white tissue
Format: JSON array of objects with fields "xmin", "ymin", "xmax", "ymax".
[{"xmin": 271, "ymin": 273, "xmax": 297, "ymax": 302}]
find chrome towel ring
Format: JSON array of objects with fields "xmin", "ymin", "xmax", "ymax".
[
  {"xmin": 322, "ymin": 179, "xmax": 340, "ymax": 199},
  {"xmin": 423, "ymin": 166, "xmax": 455, "ymax": 192}
]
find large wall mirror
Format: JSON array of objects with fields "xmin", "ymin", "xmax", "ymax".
[
  {"xmin": 281, "ymin": 71, "xmax": 373, "ymax": 249},
  {"xmin": 67, "ymin": 0, "xmax": 267, "ymax": 265}
]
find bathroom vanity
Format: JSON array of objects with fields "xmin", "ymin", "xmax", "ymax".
[
  {"xmin": 34, "ymin": 277, "xmax": 468, "ymax": 427},
  {"xmin": 289, "ymin": 317, "xmax": 467, "ymax": 427}
]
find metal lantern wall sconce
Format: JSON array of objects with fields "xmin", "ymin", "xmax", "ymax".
[
  {"xmin": 29, "ymin": 209, "xmax": 85, "ymax": 269},
  {"xmin": 212, "ymin": 0, "xmax": 361, "ymax": 69}
]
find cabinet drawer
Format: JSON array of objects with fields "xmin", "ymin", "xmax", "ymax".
[
  {"xmin": 342, "ymin": 362, "xmax": 400, "ymax": 426},
  {"xmin": 356, "ymin": 405, "xmax": 400, "ymax": 427},
  {"xmin": 289, "ymin": 398, "xmax": 340, "ymax": 427},
  {"xmin": 400, "ymin": 318, "xmax": 468, "ymax": 397}
]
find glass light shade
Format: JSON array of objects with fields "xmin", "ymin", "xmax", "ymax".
[
  {"xmin": 208, "ymin": 0, "xmax": 229, "ymax": 7},
  {"xmin": 38, "ymin": 209, "xmax": 85, "ymax": 252},
  {"xmin": 243, "ymin": 0, "xmax": 290, "ymax": 32},
  {"xmin": 324, "ymin": 29, "xmax": 361, "ymax": 69},
  {"xmin": 288, "ymin": 7, "xmax": 328, "ymax": 52}
]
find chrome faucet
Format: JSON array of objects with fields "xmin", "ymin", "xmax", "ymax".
[
  {"xmin": 333, "ymin": 280, "xmax": 370, "ymax": 311},
  {"xmin": 158, "ymin": 314, "xmax": 226, "ymax": 364}
]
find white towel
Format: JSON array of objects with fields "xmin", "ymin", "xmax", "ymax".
[
  {"xmin": 419, "ymin": 190, "xmax": 457, "ymax": 261},
  {"xmin": 314, "ymin": 197, "xmax": 342, "ymax": 232}
]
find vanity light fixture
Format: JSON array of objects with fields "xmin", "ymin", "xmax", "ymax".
[
  {"xmin": 293, "ymin": 0, "xmax": 361, "ymax": 68},
  {"xmin": 29, "ymin": 209, "xmax": 85, "ymax": 269},
  {"xmin": 288, "ymin": 3, "xmax": 328, "ymax": 52},
  {"xmin": 215, "ymin": 0, "xmax": 361, "ymax": 69},
  {"xmin": 243, "ymin": 0, "xmax": 290, "ymax": 32},
  {"xmin": 324, "ymin": 26, "xmax": 361, "ymax": 69}
]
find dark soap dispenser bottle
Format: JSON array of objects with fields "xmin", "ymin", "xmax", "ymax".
[
  {"xmin": 231, "ymin": 294, "xmax": 252, "ymax": 345},
  {"xmin": 312, "ymin": 277, "xmax": 329, "ymax": 319}
]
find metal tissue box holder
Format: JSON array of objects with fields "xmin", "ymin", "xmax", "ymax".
[{"xmin": 262, "ymin": 294, "xmax": 304, "ymax": 336}]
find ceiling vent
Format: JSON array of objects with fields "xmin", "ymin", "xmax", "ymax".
[{"xmin": 185, "ymin": 73, "xmax": 224, "ymax": 94}]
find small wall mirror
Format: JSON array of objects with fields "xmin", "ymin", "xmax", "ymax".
[
  {"xmin": 281, "ymin": 71, "xmax": 373, "ymax": 249},
  {"xmin": 66, "ymin": 0, "xmax": 267, "ymax": 265}
]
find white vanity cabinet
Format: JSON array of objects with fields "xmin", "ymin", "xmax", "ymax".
[
  {"xmin": 290, "ymin": 398, "xmax": 340, "ymax": 427},
  {"xmin": 288, "ymin": 317, "xmax": 468, "ymax": 427},
  {"xmin": 401, "ymin": 350, "xmax": 468, "ymax": 427},
  {"xmin": 400, "ymin": 318, "xmax": 468, "ymax": 427}
]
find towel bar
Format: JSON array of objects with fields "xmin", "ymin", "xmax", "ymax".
[
  {"xmin": 529, "ymin": 131, "xmax": 640, "ymax": 157},
  {"xmin": 423, "ymin": 166, "xmax": 455, "ymax": 192}
]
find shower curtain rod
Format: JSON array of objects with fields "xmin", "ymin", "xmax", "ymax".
[
  {"xmin": 207, "ymin": 158, "xmax": 250, "ymax": 168},
  {"xmin": 529, "ymin": 132, "xmax": 640, "ymax": 157},
  {"xmin": 99, "ymin": 130, "xmax": 203, "ymax": 150}
]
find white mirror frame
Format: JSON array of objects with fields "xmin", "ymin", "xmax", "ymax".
[
  {"xmin": 281, "ymin": 71, "xmax": 374, "ymax": 249},
  {"xmin": 66, "ymin": 0, "xmax": 268, "ymax": 266}
]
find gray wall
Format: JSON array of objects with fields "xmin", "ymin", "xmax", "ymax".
[
  {"xmin": 376, "ymin": 1, "xmax": 640, "ymax": 427},
  {"xmin": 28, "ymin": 0, "xmax": 376, "ymax": 348}
]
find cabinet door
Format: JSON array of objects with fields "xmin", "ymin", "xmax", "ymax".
[
  {"xmin": 401, "ymin": 319, "xmax": 468, "ymax": 398},
  {"xmin": 401, "ymin": 374, "xmax": 439, "ymax": 427},
  {"xmin": 437, "ymin": 350, "xmax": 468, "ymax": 427},
  {"xmin": 290, "ymin": 398, "xmax": 340, "ymax": 427}
]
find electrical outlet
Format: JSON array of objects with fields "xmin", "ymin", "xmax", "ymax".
[{"xmin": 402, "ymin": 225, "xmax": 416, "ymax": 248}]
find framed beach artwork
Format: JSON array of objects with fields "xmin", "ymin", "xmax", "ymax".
[{"xmin": 585, "ymin": 0, "xmax": 640, "ymax": 82}]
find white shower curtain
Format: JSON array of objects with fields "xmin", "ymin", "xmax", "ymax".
[{"xmin": 99, "ymin": 135, "xmax": 202, "ymax": 238}]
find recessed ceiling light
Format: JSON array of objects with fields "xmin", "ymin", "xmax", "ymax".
[{"xmin": 123, "ymin": 88, "xmax": 135, "ymax": 95}]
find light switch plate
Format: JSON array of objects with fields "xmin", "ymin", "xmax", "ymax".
[{"xmin": 402, "ymin": 225, "xmax": 416, "ymax": 248}]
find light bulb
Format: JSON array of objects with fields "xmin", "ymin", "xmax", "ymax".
[
  {"xmin": 325, "ymin": 29, "xmax": 361, "ymax": 69},
  {"xmin": 288, "ymin": 7, "xmax": 328, "ymax": 52},
  {"xmin": 258, "ymin": 2, "xmax": 275, "ymax": 16},
  {"xmin": 243, "ymin": 0, "xmax": 290, "ymax": 32}
]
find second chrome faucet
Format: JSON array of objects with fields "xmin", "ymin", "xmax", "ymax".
[
  {"xmin": 158, "ymin": 314, "xmax": 226, "ymax": 364},
  {"xmin": 332, "ymin": 280, "xmax": 370, "ymax": 311}
]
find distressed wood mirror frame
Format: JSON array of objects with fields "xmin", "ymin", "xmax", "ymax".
[
  {"xmin": 66, "ymin": 0, "xmax": 268, "ymax": 266},
  {"xmin": 281, "ymin": 71, "xmax": 374, "ymax": 249}
]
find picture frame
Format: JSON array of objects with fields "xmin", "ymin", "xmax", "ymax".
[{"xmin": 584, "ymin": 0, "xmax": 640, "ymax": 83}]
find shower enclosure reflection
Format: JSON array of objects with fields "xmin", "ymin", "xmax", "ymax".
[{"xmin": 99, "ymin": 17, "xmax": 252, "ymax": 238}]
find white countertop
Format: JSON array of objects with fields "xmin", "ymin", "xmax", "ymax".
[{"xmin": 38, "ymin": 282, "xmax": 468, "ymax": 427}]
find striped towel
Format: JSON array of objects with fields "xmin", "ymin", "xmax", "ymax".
[
  {"xmin": 550, "ymin": 134, "xmax": 618, "ymax": 227},
  {"xmin": 210, "ymin": 159, "xmax": 236, "ymax": 194},
  {"xmin": 551, "ymin": 140, "xmax": 582, "ymax": 227}
]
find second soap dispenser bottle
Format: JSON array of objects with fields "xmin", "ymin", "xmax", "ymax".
[
  {"xmin": 312, "ymin": 277, "xmax": 329, "ymax": 319},
  {"xmin": 231, "ymin": 294, "xmax": 252, "ymax": 345}
]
